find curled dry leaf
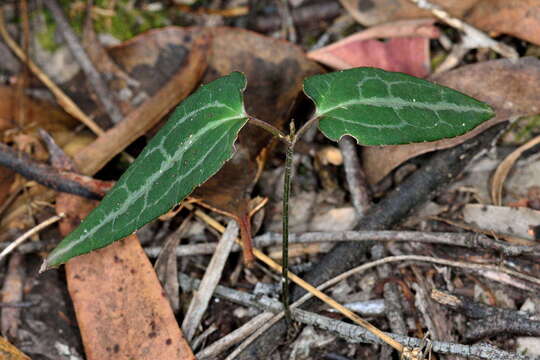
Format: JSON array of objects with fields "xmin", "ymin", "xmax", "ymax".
[
  {"xmin": 340, "ymin": 0, "xmax": 540, "ymax": 46},
  {"xmin": 491, "ymin": 135, "xmax": 540, "ymax": 205},
  {"xmin": 308, "ymin": 19, "xmax": 439, "ymax": 78},
  {"xmin": 363, "ymin": 57, "xmax": 540, "ymax": 183}
]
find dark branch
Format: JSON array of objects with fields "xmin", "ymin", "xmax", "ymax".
[
  {"xmin": 0, "ymin": 142, "xmax": 104, "ymax": 199},
  {"xmin": 433, "ymin": 289, "xmax": 540, "ymax": 341}
]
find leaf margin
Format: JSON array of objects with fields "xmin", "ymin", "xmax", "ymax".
[
  {"xmin": 43, "ymin": 71, "xmax": 249, "ymax": 270},
  {"xmin": 303, "ymin": 67, "xmax": 495, "ymax": 146}
]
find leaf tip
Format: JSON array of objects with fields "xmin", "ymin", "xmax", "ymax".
[{"xmin": 229, "ymin": 71, "xmax": 247, "ymax": 90}]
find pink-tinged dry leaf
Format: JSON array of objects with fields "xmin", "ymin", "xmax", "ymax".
[
  {"xmin": 340, "ymin": 0, "xmax": 540, "ymax": 46},
  {"xmin": 308, "ymin": 19, "xmax": 439, "ymax": 77},
  {"xmin": 363, "ymin": 57, "xmax": 540, "ymax": 184},
  {"xmin": 58, "ymin": 195, "xmax": 194, "ymax": 360}
]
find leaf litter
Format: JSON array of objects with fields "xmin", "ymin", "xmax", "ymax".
[{"xmin": 0, "ymin": 1, "xmax": 539, "ymax": 360}]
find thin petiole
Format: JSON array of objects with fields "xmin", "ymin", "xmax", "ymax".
[
  {"xmin": 248, "ymin": 116, "xmax": 291, "ymax": 146},
  {"xmin": 292, "ymin": 114, "xmax": 319, "ymax": 146}
]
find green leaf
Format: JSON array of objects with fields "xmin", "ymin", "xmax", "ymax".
[
  {"xmin": 303, "ymin": 68, "xmax": 495, "ymax": 145},
  {"xmin": 44, "ymin": 72, "xmax": 248, "ymax": 269}
]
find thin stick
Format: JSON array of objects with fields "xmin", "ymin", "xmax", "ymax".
[
  {"xmin": 0, "ymin": 214, "xmax": 64, "ymax": 262},
  {"xmin": 196, "ymin": 312, "xmax": 274, "ymax": 359},
  {"xmin": 0, "ymin": 8, "xmax": 104, "ymax": 135},
  {"xmin": 181, "ymin": 272, "xmax": 527, "ymax": 360},
  {"xmin": 43, "ymin": 0, "xmax": 124, "ymax": 124},
  {"xmin": 181, "ymin": 220, "xmax": 239, "ymax": 342},
  {"xmin": 0, "ymin": 142, "xmax": 102, "ymax": 199},
  {"xmin": 491, "ymin": 134, "xmax": 540, "ymax": 205},
  {"xmin": 338, "ymin": 135, "xmax": 371, "ymax": 217},
  {"xmin": 313, "ymin": 255, "xmax": 540, "ymax": 293},
  {"xmin": 143, "ymin": 230, "xmax": 540, "ymax": 258}
]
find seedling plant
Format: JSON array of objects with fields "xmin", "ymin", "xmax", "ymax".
[{"xmin": 41, "ymin": 68, "xmax": 494, "ymax": 355}]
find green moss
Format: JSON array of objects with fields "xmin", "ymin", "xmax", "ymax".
[
  {"xmin": 92, "ymin": 1, "xmax": 169, "ymax": 41},
  {"xmin": 35, "ymin": 0, "xmax": 170, "ymax": 51},
  {"xmin": 514, "ymin": 115, "xmax": 540, "ymax": 142},
  {"xmin": 36, "ymin": 21, "xmax": 59, "ymax": 52}
]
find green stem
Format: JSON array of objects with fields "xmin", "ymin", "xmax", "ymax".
[
  {"xmin": 282, "ymin": 141, "xmax": 294, "ymax": 323},
  {"xmin": 247, "ymin": 114, "xmax": 320, "ymax": 325}
]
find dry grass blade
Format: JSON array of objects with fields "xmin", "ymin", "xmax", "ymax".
[
  {"xmin": 196, "ymin": 312, "xmax": 275, "ymax": 359},
  {"xmin": 0, "ymin": 8, "xmax": 104, "ymax": 136},
  {"xmin": 0, "ymin": 214, "xmax": 63, "ymax": 262},
  {"xmin": 491, "ymin": 134, "xmax": 540, "ymax": 205},
  {"xmin": 181, "ymin": 220, "xmax": 239, "ymax": 342}
]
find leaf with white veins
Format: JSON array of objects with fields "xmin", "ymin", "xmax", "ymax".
[
  {"xmin": 303, "ymin": 67, "xmax": 494, "ymax": 145},
  {"xmin": 43, "ymin": 72, "xmax": 248, "ymax": 269}
]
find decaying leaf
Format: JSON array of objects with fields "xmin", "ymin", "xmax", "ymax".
[
  {"xmin": 363, "ymin": 57, "xmax": 540, "ymax": 183},
  {"xmin": 57, "ymin": 194, "xmax": 194, "ymax": 360},
  {"xmin": 74, "ymin": 27, "xmax": 210, "ymax": 175}
]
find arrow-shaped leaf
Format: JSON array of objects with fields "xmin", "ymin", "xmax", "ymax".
[
  {"xmin": 44, "ymin": 72, "xmax": 248, "ymax": 269},
  {"xmin": 303, "ymin": 67, "xmax": 494, "ymax": 145}
]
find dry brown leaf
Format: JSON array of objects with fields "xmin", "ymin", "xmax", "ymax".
[
  {"xmin": 0, "ymin": 86, "xmax": 78, "ymax": 146},
  {"xmin": 363, "ymin": 57, "xmax": 540, "ymax": 183},
  {"xmin": 190, "ymin": 27, "xmax": 322, "ymax": 263},
  {"xmin": 340, "ymin": 0, "xmax": 540, "ymax": 46},
  {"xmin": 308, "ymin": 19, "xmax": 439, "ymax": 77},
  {"xmin": 57, "ymin": 194, "xmax": 194, "ymax": 360}
]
